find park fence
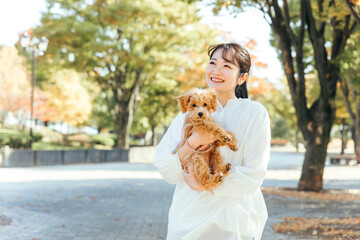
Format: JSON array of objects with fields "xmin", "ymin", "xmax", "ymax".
[{"xmin": 0, "ymin": 146, "xmax": 157, "ymax": 167}]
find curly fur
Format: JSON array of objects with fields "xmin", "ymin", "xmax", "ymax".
[{"xmin": 173, "ymin": 89, "xmax": 238, "ymax": 190}]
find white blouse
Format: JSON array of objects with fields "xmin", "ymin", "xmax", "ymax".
[{"xmin": 154, "ymin": 98, "xmax": 271, "ymax": 240}]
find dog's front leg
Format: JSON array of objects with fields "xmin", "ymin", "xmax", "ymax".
[
  {"xmin": 223, "ymin": 131, "xmax": 238, "ymax": 151},
  {"xmin": 199, "ymin": 121, "xmax": 233, "ymax": 142}
]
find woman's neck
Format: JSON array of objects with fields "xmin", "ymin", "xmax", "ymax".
[{"xmin": 216, "ymin": 92, "xmax": 237, "ymax": 107}]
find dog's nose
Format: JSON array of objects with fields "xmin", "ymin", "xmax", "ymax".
[{"xmin": 198, "ymin": 112, "xmax": 203, "ymax": 117}]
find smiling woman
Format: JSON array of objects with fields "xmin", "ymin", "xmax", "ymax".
[
  {"xmin": 206, "ymin": 43, "xmax": 251, "ymax": 104},
  {"xmin": 154, "ymin": 42, "xmax": 271, "ymax": 240}
]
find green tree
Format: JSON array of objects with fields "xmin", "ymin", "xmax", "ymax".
[
  {"xmin": 345, "ymin": 0, "xmax": 360, "ymax": 26},
  {"xmin": 34, "ymin": 0, "xmax": 218, "ymax": 149},
  {"xmin": 251, "ymin": 78, "xmax": 300, "ymax": 148},
  {"xmin": 132, "ymin": 77, "xmax": 178, "ymax": 146},
  {"xmin": 210, "ymin": 0, "xmax": 357, "ymax": 191},
  {"xmin": 87, "ymin": 92, "xmax": 115, "ymax": 133},
  {"xmin": 338, "ymin": 33, "xmax": 360, "ymax": 161}
]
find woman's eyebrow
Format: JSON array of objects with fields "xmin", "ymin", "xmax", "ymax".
[
  {"xmin": 211, "ymin": 57, "xmax": 236, "ymax": 66},
  {"xmin": 211, "ymin": 57, "xmax": 235, "ymax": 64},
  {"xmin": 223, "ymin": 59, "xmax": 236, "ymax": 66}
]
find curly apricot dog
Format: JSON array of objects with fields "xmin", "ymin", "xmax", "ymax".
[{"xmin": 172, "ymin": 89, "xmax": 238, "ymax": 190}]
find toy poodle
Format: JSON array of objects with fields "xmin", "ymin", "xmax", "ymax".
[{"xmin": 172, "ymin": 88, "xmax": 238, "ymax": 190}]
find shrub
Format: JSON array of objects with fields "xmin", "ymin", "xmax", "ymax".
[
  {"xmin": 0, "ymin": 129, "xmax": 30, "ymax": 148},
  {"xmin": 90, "ymin": 134, "xmax": 115, "ymax": 147},
  {"xmin": 37, "ymin": 127, "xmax": 63, "ymax": 143}
]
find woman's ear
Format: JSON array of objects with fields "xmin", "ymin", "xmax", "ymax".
[
  {"xmin": 237, "ymin": 73, "xmax": 248, "ymax": 85},
  {"xmin": 178, "ymin": 94, "xmax": 191, "ymax": 113}
]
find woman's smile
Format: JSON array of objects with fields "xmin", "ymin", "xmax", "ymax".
[{"xmin": 210, "ymin": 77, "xmax": 224, "ymax": 83}]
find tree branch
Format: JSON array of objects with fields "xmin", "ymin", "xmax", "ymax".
[
  {"xmin": 264, "ymin": 0, "xmax": 274, "ymax": 20},
  {"xmin": 331, "ymin": 15, "xmax": 354, "ymax": 60},
  {"xmin": 304, "ymin": 0, "xmax": 329, "ymax": 99},
  {"xmin": 317, "ymin": 0, "xmax": 327, "ymax": 34},
  {"xmin": 340, "ymin": 76, "xmax": 356, "ymax": 122},
  {"xmin": 295, "ymin": 0, "xmax": 308, "ymax": 115},
  {"xmin": 283, "ymin": 0, "xmax": 297, "ymax": 45},
  {"xmin": 345, "ymin": 0, "xmax": 360, "ymax": 27},
  {"xmin": 264, "ymin": 0, "xmax": 297, "ymax": 106},
  {"xmin": 304, "ymin": 0, "xmax": 321, "ymax": 47},
  {"xmin": 256, "ymin": 1, "xmax": 272, "ymax": 25}
]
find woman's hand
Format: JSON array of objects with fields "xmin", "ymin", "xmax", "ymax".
[
  {"xmin": 183, "ymin": 166, "xmax": 206, "ymax": 191},
  {"xmin": 188, "ymin": 131, "xmax": 216, "ymax": 150}
]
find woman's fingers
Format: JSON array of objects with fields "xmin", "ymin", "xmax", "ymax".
[
  {"xmin": 198, "ymin": 144, "xmax": 210, "ymax": 151},
  {"xmin": 183, "ymin": 166, "xmax": 206, "ymax": 191},
  {"xmin": 190, "ymin": 131, "xmax": 215, "ymax": 146}
]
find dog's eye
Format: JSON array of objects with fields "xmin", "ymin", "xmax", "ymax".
[
  {"xmin": 192, "ymin": 104, "xmax": 196, "ymax": 107},
  {"xmin": 203, "ymin": 103, "xmax": 207, "ymax": 107}
]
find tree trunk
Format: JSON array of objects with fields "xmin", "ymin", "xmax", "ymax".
[
  {"xmin": 341, "ymin": 129, "xmax": 346, "ymax": 155},
  {"xmin": 112, "ymin": 99, "xmax": 134, "ymax": 149},
  {"xmin": 0, "ymin": 111, "xmax": 7, "ymax": 125},
  {"xmin": 297, "ymin": 111, "xmax": 332, "ymax": 191},
  {"xmin": 150, "ymin": 125, "xmax": 156, "ymax": 146},
  {"xmin": 115, "ymin": 117, "xmax": 129, "ymax": 149},
  {"xmin": 355, "ymin": 110, "xmax": 360, "ymax": 163},
  {"xmin": 339, "ymin": 73, "xmax": 360, "ymax": 162},
  {"xmin": 298, "ymin": 137, "xmax": 327, "ymax": 191},
  {"xmin": 107, "ymin": 67, "xmax": 142, "ymax": 149},
  {"xmin": 340, "ymin": 120, "xmax": 349, "ymax": 155},
  {"xmin": 295, "ymin": 129, "xmax": 300, "ymax": 153}
]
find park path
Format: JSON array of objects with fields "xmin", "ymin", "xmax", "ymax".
[{"xmin": 0, "ymin": 151, "xmax": 359, "ymax": 240}]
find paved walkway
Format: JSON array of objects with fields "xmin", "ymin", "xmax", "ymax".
[{"xmin": 0, "ymin": 152, "xmax": 359, "ymax": 240}]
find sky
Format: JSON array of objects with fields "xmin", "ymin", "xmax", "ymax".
[{"xmin": 0, "ymin": 0, "xmax": 284, "ymax": 81}]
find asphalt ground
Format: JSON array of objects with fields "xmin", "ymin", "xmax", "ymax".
[{"xmin": 0, "ymin": 151, "xmax": 359, "ymax": 240}]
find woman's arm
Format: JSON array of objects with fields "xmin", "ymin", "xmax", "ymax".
[
  {"xmin": 213, "ymin": 108, "xmax": 271, "ymax": 199},
  {"xmin": 153, "ymin": 112, "xmax": 185, "ymax": 184}
]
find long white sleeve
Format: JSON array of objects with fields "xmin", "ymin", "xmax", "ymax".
[
  {"xmin": 213, "ymin": 107, "xmax": 271, "ymax": 199},
  {"xmin": 153, "ymin": 112, "xmax": 185, "ymax": 185}
]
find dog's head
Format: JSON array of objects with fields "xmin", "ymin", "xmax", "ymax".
[{"xmin": 177, "ymin": 89, "xmax": 218, "ymax": 120}]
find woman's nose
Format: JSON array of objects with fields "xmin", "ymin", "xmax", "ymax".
[{"xmin": 213, "ymin": 66, "xmax": 221, "ymax": 75}]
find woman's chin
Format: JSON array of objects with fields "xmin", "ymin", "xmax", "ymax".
[{"xmin": 206, "ymin": 82, "xmax": 222, "ymax": 89}]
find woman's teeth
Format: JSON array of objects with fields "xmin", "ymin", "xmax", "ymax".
[{"xmin": 211, "ymin": 78, "xmax": 224, "ymax": 82}]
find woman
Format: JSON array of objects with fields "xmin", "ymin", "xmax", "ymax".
[{"xmin": 154, "ymin": 42, "xmax": 271, "ymax": 240}]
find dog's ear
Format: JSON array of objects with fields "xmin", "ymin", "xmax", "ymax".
[
  {"xmin": 178, "ymin": 93, "xmax": 191, "ymax": 113},
  {"xmin": 208, "ymin": 90, "xmax": 218, "ymax": 111}
]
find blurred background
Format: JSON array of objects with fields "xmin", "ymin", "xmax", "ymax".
[
  {"xmin": 0, "ymin": 1, "xmax": 359, "ymax": 239},
  {"xmin": 0, "ymin": 0, "xmax": 358, "ymax": 157}
]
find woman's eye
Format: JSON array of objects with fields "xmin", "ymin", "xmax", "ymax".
[
  {"xmin": 203, "ymin": 103, "xmax": 207, "ymax": 107},
  {"xmin": 192, "ymin": 104, "xmax": 196, "ymax": 107},
  {"xmin": 224, "ymin": 64, "xmax": 232, "ymax": 69},
  {"xmin": 209, "ymin": 61, "xmax": 215, "ymax": 65}
]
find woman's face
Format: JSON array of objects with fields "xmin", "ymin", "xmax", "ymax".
[{"xmin": 206, "ymin": 48, "xmax": 243, "ymax": 98}]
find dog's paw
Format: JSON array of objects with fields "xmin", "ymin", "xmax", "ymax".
[
  {"xmin": 227, "ymin": 140, "xmax": 238, "ymax": 151},
  {"xmin": 225, "ymin": 163, "xmax": 231, "ymax": 172},
  {"xmin": 230, "ymin": 146, "xmax": 238, "ymax": 151},
  {"xmin": 218, "ymin": 176, "xmax": 223, "ymax": 182},
  {"xmin": 220, "ymin": 134, "xmax": 232, "ymax": 142}
]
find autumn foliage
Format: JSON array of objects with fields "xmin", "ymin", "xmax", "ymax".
[
  {"xmin": 0, "ymin": 47, "xmax": 31, "ymax": 125},
  {"xmin": 273, "ymin": 217, "xmax": 360, "ymax": 240}
]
